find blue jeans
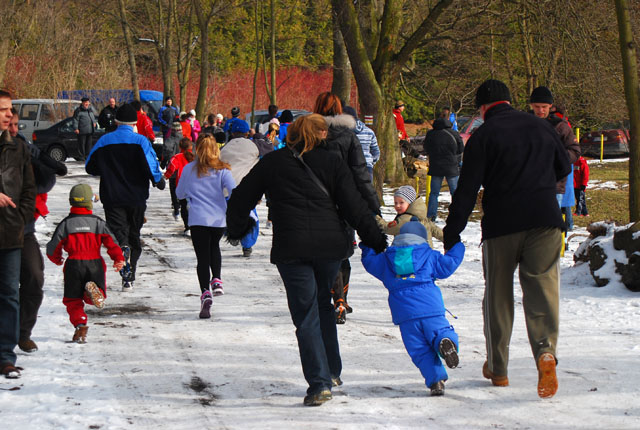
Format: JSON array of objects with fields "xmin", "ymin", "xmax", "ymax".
[
  {"xmin": 0, "ymin": 248, "xmax": 21, "ymax": 366},
  {"xmin": 276, "ymin": 260, "xmax": 342, "ymax": 395},
  {"xmin": 427, "ymin": 175, "xmax": 459, "ymax": 220}
]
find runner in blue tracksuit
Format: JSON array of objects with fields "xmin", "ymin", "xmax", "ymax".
[
  {"xmin": 360, "ymin": 220, "xmax": 465, "ymax": 395},
  {"xmin": 85, "ymin": 103, "xmax": 164, "ymax": 290}
]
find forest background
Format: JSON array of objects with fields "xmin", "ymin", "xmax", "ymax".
[{"xmin": 2, "ymin": 0, "xmax": 637, "ymax": 128}]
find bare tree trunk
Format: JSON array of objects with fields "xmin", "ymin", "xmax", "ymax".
[
  {"xmin": 251, "ymin": 0, "xmax": 260, "ymax": 127},
  {"xmin": 192, "ymin": 0, "xmax": 221, "ymax": 122},
  {"xmin": 269, "ymin": 0, "xmax": 276, "ymax": 106},
  {"xmin": 614, "ymin": 0, "xmax": 640, "ymax": 221},
  {"xmin": 117, "ymin": 0, "xmax": 140, "ymax": 101},
  {"xmin": 331, "ymin": 19, "xmax": 351, "ymax": 104}
]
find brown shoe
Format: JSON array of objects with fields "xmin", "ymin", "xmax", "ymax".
[
  {"xmin": 537, "ymin": 353, "xmax": 558, "ymax": 398},
  {"xmin": 73, "ymin": 325, "xmax": 88, "ymax": 344},
  {"xmin": 482, "ymin": 361, "xmax": 509, "ymax": 386},
  {"xmin": 1, "ymin": 362, "xmax": 23, "ymax": 379},
  {"xmin": 18, "ymin": 338, "xmax": 38, "ymax": 353},
  {"xmin": 84, "ymin": 281, "xmax": 105, "ymax": 309}
]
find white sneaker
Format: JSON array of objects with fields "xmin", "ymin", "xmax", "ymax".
[
  {"xmin": 122, "ymin": 280, "xmax": 134, "ymax": 292},
  {"xmin": 183, "ymin": 229, "xmax": 191, "ymax": 237},
  {"xmin": 210, "ymin": 278, "xmax": 224, "ymax": 296}
]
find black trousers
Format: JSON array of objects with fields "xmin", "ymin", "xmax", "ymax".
[
  {"xmin": 77, "ymin": 134, "xmax": 93, "ymax": 159},
  {"xmin": 19, "ymin": 233, "xmax": 44, "ymax": 341},
  {"xmin": 331, "ymin": 259, "xmax": 351, "ymax": 307},
  {"xmin": 104, "ymin": 205, "xmax": 146, "ymax": 281},
  {"xmin": 169, "ymin": 176, "xmax": 180, "ymax": 212},
  {"xmin": 190, "ymin": 226, "xmax": 225, "ymax": 292},
  {"xmin": 276, "ymin": 260, "xmax": 342, "ymax": 395}
]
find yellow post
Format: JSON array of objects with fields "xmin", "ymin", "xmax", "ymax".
[
  {"xmin": 561, "ymin": 213, "xmax": 566, "ymax": 257},
  {"xmin": 600, "ymin": 133, "xmax": 604, "ymax": 162},
  {"xmin": 576, "ymin": 127, "xmax": 580, "ymax": 142},
  {"xmin": 415, "ymin": 176, "xmax": 419, "ymax": 194},
  {"xmin": 425, "ymin": 175, "xmax": 431, "ymax": 199}
]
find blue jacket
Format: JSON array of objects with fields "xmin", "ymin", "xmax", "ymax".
[
  {"xmin": 158, "ymin": 105, "xmax": 178, "ymax": 127},
  {"xmin": 176, "ymin": 163, "xmax": 236, "ymax": 228},
  {"xmin": 86, "ymin": 125, "xmax": 162, "ymax": 209},
  {"xmin": 360, "ymin": 236, "xmax": 464, "ymax": 325},
  {"xmin": 354, "ymin": 119, "xmax": 380, "ymax": 169}
]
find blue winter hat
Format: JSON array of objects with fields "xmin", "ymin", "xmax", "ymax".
[
  {"xmin": 399, "ymin": 220, "xmax": 427, "ymax": 241},
  {"xmin": 231, "ymin": 119, "xmax": 250, "ymax": 134}
]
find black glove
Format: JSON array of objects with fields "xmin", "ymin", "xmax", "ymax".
[
  {"xmin": 154, "ymin": 177, "xmax": 166, "ymax": 190},
  {"xmin": 580, "ymin": 185, "xmax": 586, "ymax": 191},
  {"xmin": 371, "ymin": 234, "xmax": 388, "ymax": 254},
  {"xmin": 226, "ymin": 237, "xmax": 240, "ymax": 246}
]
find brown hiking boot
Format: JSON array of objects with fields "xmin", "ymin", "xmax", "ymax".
[
  {"xmin": 429, "ymin": 380, "xmax": 445, "ymax": 396},
  {"xmin": 84, "ymin": 281, "xmax": 105, "ymax": 309},
  {"xmin": 303, "ymin": 389, "xmax": 332, "ymax": 406},
  {"xmin": 1, "ymin": 362, "xmax": 23, "ymax": 379},
  {"xmin": 18, "ymin": 339, "xmax": 38, "ymax": 353},
  {"xmin": 537, "ymin": 353, "xmax": 558, "ymax": 398},
  {"xmin": 73, "ymin": 325, "xmax": 88, "ymax": 344},
  {"xmin": 482, "ymin": 361, "xmax": 509, "ymax": 386}
]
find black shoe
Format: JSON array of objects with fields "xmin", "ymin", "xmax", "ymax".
[
  {"xmin": 439, "ymin": 338, "xmax": 459, "ymax": 369},
  {"xmin": 242, "ymin": 247, "xmax": 252, "ymax": 257},
  {"xmin": 303, "ymin": 389, "xmax": 332, "ymax": 406},
  {"xmin": 429, "ymin": 380, "xmax": 445, "ymax": 396},
  {"xmin": 332, "ymin": 376, "xmax": 343, "ymax": 387}
]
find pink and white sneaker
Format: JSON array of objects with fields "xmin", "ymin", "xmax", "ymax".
[{"xmin": 210, "ymin": 278, "xmax": 224, "ymax": 296}]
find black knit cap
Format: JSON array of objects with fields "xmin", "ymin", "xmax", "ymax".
[
  {"xmin": 475, "ymin": 79, "xmax": 511, "ymax": 108},
  {"xmin": 530, "ymin": 86, "xmax": 554, "ymax": 104},
  {"xmin": 115, "ymin": 103, "xmax": 138, "ymax": 125}
]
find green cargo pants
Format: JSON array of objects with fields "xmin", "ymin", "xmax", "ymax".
[{"xmin": 482, "ymin": 227, "xmax": 561, "ymax": 377}]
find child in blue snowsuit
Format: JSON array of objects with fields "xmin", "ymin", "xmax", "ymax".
[{"xmin": 360, "ymin": 220, "xmax": 465, "ymax": 396}]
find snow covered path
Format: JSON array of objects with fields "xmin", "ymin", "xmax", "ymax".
[{"xmin": 1, "ymin": 161, "xmax": 639, "ymax": 429}]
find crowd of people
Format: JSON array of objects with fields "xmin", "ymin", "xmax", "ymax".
[{"xmin": 0, "ymin": 80, "xmax": 580, "ymax": 406}]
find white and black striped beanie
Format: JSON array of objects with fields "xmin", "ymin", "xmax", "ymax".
[{"xmin": 394, "ymin": 185, "xmax": 416, "ymax": 204}]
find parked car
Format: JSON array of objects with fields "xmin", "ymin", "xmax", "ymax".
[
  {"xmin": 458, "ymin": 115, "xmax": 484, "ymax": 145},
  {"xmin": 32, "ymin": 116, "xmax": 106, "ymax": 162},
  {"xmin": 580, "ymin": 126, "xmax": 630, "ymax": 158},
  {"xmin": 12, "ymin": 99, "xmax": 85, "ymax": 139}
]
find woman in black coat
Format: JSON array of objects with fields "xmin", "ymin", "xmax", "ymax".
[
  {"xmin": 226, "ymin": 114, "xmax": 386, "ymax": 406},
  {"xmin": 423, "ymin": 117, "xmax": 464, "ymax": 221}
]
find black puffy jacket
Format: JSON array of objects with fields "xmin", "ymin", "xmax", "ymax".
[
  {"xmin": 324, "ymin": 114, "xmax": 380, "ymax": 215},
  {"xmin": 424, "ymin": 118, "xmax": 464, "ymax": 177},
  {"xmin": 226, "ymin": 143, "xmax": 387, "ymax": 264}
]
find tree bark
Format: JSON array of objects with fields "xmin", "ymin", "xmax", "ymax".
[
  {"xmin": 116, "ymin": 0, "xmax": 140, "ymax": 101},
  {"xmin": 269, "ymin": 0, "xmax": 276, "ymax": 106},
  {"xmin": 330, "ymin": 18, "xmax": 351, "ymax": 104},
  {"xmin": 614, "ymin": 0, "xmax": 640, "ymax": 221}
]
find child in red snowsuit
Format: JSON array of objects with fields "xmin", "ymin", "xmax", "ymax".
[
  {"xmin": 46, "ymin": 184, "xmax": 124, "ymax": 343},
  {"xmin": 165, "ymin": 138, "xmax": 194, "ymax": 234},
  {"xmin": 573, "ymin": 156, "xmax": 589, "ymax": 216}
]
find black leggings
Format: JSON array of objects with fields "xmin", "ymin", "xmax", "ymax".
[{"xmin": 190, "ymin": 226, "xmax": 225, "ymax": 292}]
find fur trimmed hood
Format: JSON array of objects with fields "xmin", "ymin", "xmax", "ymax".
[{"xmin": 324, "ymin": 114, "xmax": 356, "ymax": 130}]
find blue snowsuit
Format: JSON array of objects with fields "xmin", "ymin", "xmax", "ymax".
[{"xmin": 360, "ymin": 234, "xmax": 465, "ymax": 388}]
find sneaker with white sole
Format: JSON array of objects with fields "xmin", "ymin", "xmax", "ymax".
[
  {"xmin": 85, "ymin": 281, "xmax": 105, "ymax": 309},
  {"xmin": 210, "ymin": 278, "xmax": 224, "ymax": 296},
  {"xmin": 199, "ymin": 290, "xmax": 213, "ymax": 319},
  {"xmin": 122, "ymin": 279, "xmax": 134, "ymax": 292}
]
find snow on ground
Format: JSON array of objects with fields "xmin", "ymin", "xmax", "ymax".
[{"xmin": 1, "ymin": 161, "xmax": 639, "ymax": 430}]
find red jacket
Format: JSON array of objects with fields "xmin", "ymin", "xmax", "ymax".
[
  {"xmin": 573, "ymin": 156, "xmax": 589, "ymax": 188},
  {"xmin": 164, "ymin": 151, "xmax": 192, "ymax": 185},
  {"xmin": 46, "ymin": 207, "xmax": 124, "ymax": 266},
  {"xmin": 393, "ymin": 108, "xmax": 408, "ymax": 140},
  {"xmin": 136, "ymin": 111, "xmax": 155, "ymax": 142},
  {"xmin": 180, "ymin": 121, "xmax": 192, "ymax": 141}
]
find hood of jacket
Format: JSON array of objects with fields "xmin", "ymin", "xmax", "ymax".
[
  {"xmin": 432, "ymin": 117, "xmax": 453, "ymax": 130},
  {"xmin": 324, "ymin": 114, "xmax": 356, "ymax": 130}
]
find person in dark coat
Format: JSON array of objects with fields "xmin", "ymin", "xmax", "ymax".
[
  {"xmin": 72, "ymin": 97, "xmax": 97, "ymax": 160},
  {"xmin": 0, "ymin": 90, "xmax": 36, "ymax": 379},
  {"xmin": 226, "ymin": 114, "xmax": 386, "ymax": 407},
  {"xmin": 443, "ymin": 80, "xmax": 571, "ymax": 399},
  {"xmin": 98, "ymin": 98, "xmax": 118, "ymax": 133},
  {"xmin": 423, "ymin": 117, "xmax": 464, "ymax": 221},
  {"xmin": 313, "ymin": 92, "xmax": 381, "ymax": 323},
  {"xmin": 158, "ymin": 97, "xmax": 179, "ymax": 140},
  {"xmin": 9, "ymin": 108, "xmax": 67, "ymax": 353}
]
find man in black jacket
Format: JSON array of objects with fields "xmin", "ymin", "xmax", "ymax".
[
  {"xmin": 423, "ymin": 117, "xmax": 464, "ymax": 221},
  {"xmin": 98, "ymin": 97, "xmax": 118, "ymax": 133},
  {"xmin": 442, "ymin": 80, "xmax": 571, "ymax": 399},
  {"xmin": 0, "ymin": 90, "xmax": 36, "ymax": 379}
]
